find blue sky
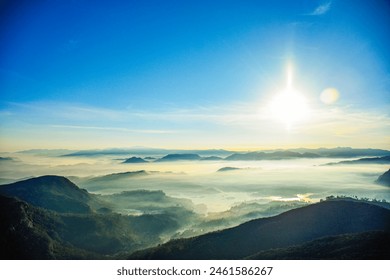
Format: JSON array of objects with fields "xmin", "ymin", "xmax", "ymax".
[{"xmin": 1, "ymin": 0, "xmax": 389, "ymax": 150}]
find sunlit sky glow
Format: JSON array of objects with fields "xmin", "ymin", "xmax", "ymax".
[{"xmin": 0, "ymin": 0, "xmax": 389, "ymax": 151}]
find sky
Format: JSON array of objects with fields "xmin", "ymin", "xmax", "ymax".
[{"xmin": 0, "ymin": 0, "xmax": 389, "ymax": 151}]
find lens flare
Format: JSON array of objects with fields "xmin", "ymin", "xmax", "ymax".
[{"xmin": 320, "ymin": 88, "xmax": 340, "ymax": 104}]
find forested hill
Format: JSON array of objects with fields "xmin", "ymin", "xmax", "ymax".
[{"xmin": 129, "ymin": 200, "xmax": 390, "ymax": 259}]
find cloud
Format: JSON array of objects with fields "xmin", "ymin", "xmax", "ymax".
[
  {"xmin": 49, "ymin": 124, "xmax": 175, "ymax": 134},
  {"xmin": 309, "ymin": 2, "xmax": 332, "ymax": 16},
  {"xmin": 3, "ymin": 101, "xmax": 260, "ymax": 127},
  {"xmin": 1, "ymin": 101, "xmax": 390, "ymax": 150}
]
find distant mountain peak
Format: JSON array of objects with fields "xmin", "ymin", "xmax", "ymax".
[
  {"xmin": 156, "ymin": 154, "xmax": 202, "ymax": 162},
  {"xmin": 217, "ymin": 167, "xmax": 241, "ymax": 172},
  {"xmin": 123, "ymin": 156, "xmax": 147, "ymax": 163},
  {"xmin": 376, "ymin": 169, "xmax": 390, "ymax": 187}
]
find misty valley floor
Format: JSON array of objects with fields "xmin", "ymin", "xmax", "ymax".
[{"xmin": 0, "ymin": 148, "xmax": 389, "ymax": 259}]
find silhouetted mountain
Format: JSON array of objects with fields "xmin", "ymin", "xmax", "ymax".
[
  {"xmin": 17, "ymin": 149, "xmax": 76, "ymax": 156},
  {"xmin": 0, "ymin": 194, "xmax": 181, "ymax": 259},
  {"xmin": 225, "ymin": 151, "xmax": 265, "ymax": 161},
  {"xmin": 155, "ymin": 154, "xmax": 222, "ymax": 162},
  {"xmin": 176, "ymin": 201, "xmax": 308, "ymax": 239},
  {"xmin": 0, "ymin": 157, "xmax": 13, "ymax": 161},
  {"xmin": 61, "ymin": 148, "xmax": 233, "ymax": 157},
  {"xmin": 325, "ymin": 155, "xmax": 390, "ymax": 165},
  {"xmin": 290, "ymin": 147, "xmax": 390, "ymax": 158},
  {"xmin": 123, "ymin": 157, "xmax": 147, "ymax": 163},
  {"xmin": 246, "ymin": 231, "xmax": 390, "ymax": 260},
  {"xmin": 129, "ymin": 200, "xmax": 390, "ymax": 259},
  {"xmin": 22, "ymin": 147, "xmax": 390, "ymax": 159},
  {"xmin": 201, "ymin": 156, "xmax": 223, "ymax": 161},
  {"xmin": 225, "ymin": 151, "xmax": 321, "ymax": 161},
  {"xmin": 0, "ymin": 175, "xmax": 198, "ymax": 259},
  {"xmin": 301, "ymin": 152, "xmax": 322, "ymax": 158},
  {"xmin": 144, "ymin": 157, "xmax": 156, "ymax": 160},
  {"xmin": 87, "ymin": 170, "xmax": 148, "ymax": 182},
  {"xmin": 156, "ymin": 154, "xmax": 202, "ymax": 162},
  {"xmin": 217, "ymin": 167, "xmax": 241, "ymax": 172},
  {"xmin": 0, "ymin": 195, "xmax": 99, "ymax": 259},
  {"xmin": 61, "ymin": 148, "xmax": 142, "ymax": 157},
  {"xmin": 376, "ymin": 169, "xmax": 390, "ymax": 187},
  {"xmin": 77, "ymin": 170, "xmax": 155, "ymax": 193},
  {"xmin": 0, "ymin": 176, "xmax": 92, "ymax": 214}
]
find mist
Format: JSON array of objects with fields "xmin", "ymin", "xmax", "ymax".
[{"xmin": 1, "ymin": 152, "xmax": 388, "ymax": 211}]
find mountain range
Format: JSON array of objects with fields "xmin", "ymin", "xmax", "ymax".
[
  {"xmin": 117, "ymin": 148, "xmax": 390, "ymax": 163},
  {"xmin": 325, "ymin": 155, "xmax": 390, "ymax": 166},
  {"xmin": 57, "ymin": 148, "xmax": 233, "ymax": 158},
  {"xmin": 1, "ymin": 175, "xmax": 389, "ymax": 260},
  {"xmin": 17, "ymin": 147, "xmax": 389, "ymax": 161},
  {"xmin": 225, "ymin": 151, "xmax": 321, "ymax": 161}
]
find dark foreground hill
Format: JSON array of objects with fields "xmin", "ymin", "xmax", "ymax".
[
  {"xmin": 129, "ymin": 200, "xmax": 390, "ymax": 259},
  {"xmin": 0, "ymin": 176, "xmax": 196, "ymax": 259},
  {"xmin": 0, "ymin": 176, "xmax": 92, "ymax": 213},
  {"xmin": 2, "ymin": 176, "xmax": 389, "ymax": 260},
  {"xmin": 0, "ymin": 192, "xmax": 184, "ymax": 259},
  {"xmin": 246, "ymin": 231, "xmax": 390, "ymax": 260},
  {"xmin": 0, "ymin": 195, "xmax": 99, "ymax": 259}
]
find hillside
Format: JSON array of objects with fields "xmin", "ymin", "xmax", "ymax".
[
  {"xmin": 60, "ymin": 148, "xmax": 233, "ymax": 158},
  {"xmin": 2, "ymin": 175, "xmax": 389, "ymax": 260},
  {"xmin": 156, "ymin": 154, "xmax": 202, "ymax": 162},
  {"xmin": 129, "ymin": 200, "xmax": 390, "ymax": 259},
  {"xmin": 225, "ymin": 151, "xmax": 321, "ymax": 161},
  {"xmin": 376, "ymin": 169, "xmax": 390, "ymax": 187},
  {"xmin": 80, "ymin": 170, "xmax": 149, "ymax": 191},
  {"xmin": 0, "ymin": 176, "xmax": 92, "ymax": 214},
  {"xmin": 0, "ymin": 176, "xmax": 199, "ymax": 259},
  {"xmin": 0, "ymin": 192, "xmax": 186, "ymax": 259},
  {"xmin": 0, "ymin": 195, "xmax": 100, "ymax": 259},
  {"xmin": 246, "ymin": 231, "xmax": 390, "ymax": 260},
  {"xmin": 325, "ymin": 155, "xmax": 390, "ymax": 165},
  {"xmin": 123, "ymin": 157, "xmax": 147, "ymax": 163},
  {"xmin": 291, "ymin": 147, "xmax": 390, "ymax": 158}
]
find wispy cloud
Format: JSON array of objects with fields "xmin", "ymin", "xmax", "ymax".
[
  {"xmin": 49, "ymin": 124, "xmax": 175, "ymax": 134},
  {"xmin": 309, "ymin": 1, "xmax": 332, "ymax": 16},
  {"xmin": 2, "ymin": 101, "xmax": 261, "ymax": 127},
  {"xmin": 1, "ymin": 101, "xmax": 389, "ymax": 150}
]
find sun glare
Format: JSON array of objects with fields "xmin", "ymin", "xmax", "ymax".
[
  {"xmin": 267, "ymin": 62, "xmax": 310, "ymax": 129},
  {"xmin": 269, "ymin": 88, "xmax": 309, "ymax": 129}
]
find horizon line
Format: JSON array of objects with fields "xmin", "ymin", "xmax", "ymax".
[{"xmin": 3, "ymin": 145, "xmax": 390, "ymax": 154}]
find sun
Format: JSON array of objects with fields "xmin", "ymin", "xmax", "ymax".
[
  {"xmin": 269, "ymin": 88, "xmax": 309, "ymax": 129},
  {"xmin": 267, "ymin": 62, "xmax": 310, "ymax": 129}
]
